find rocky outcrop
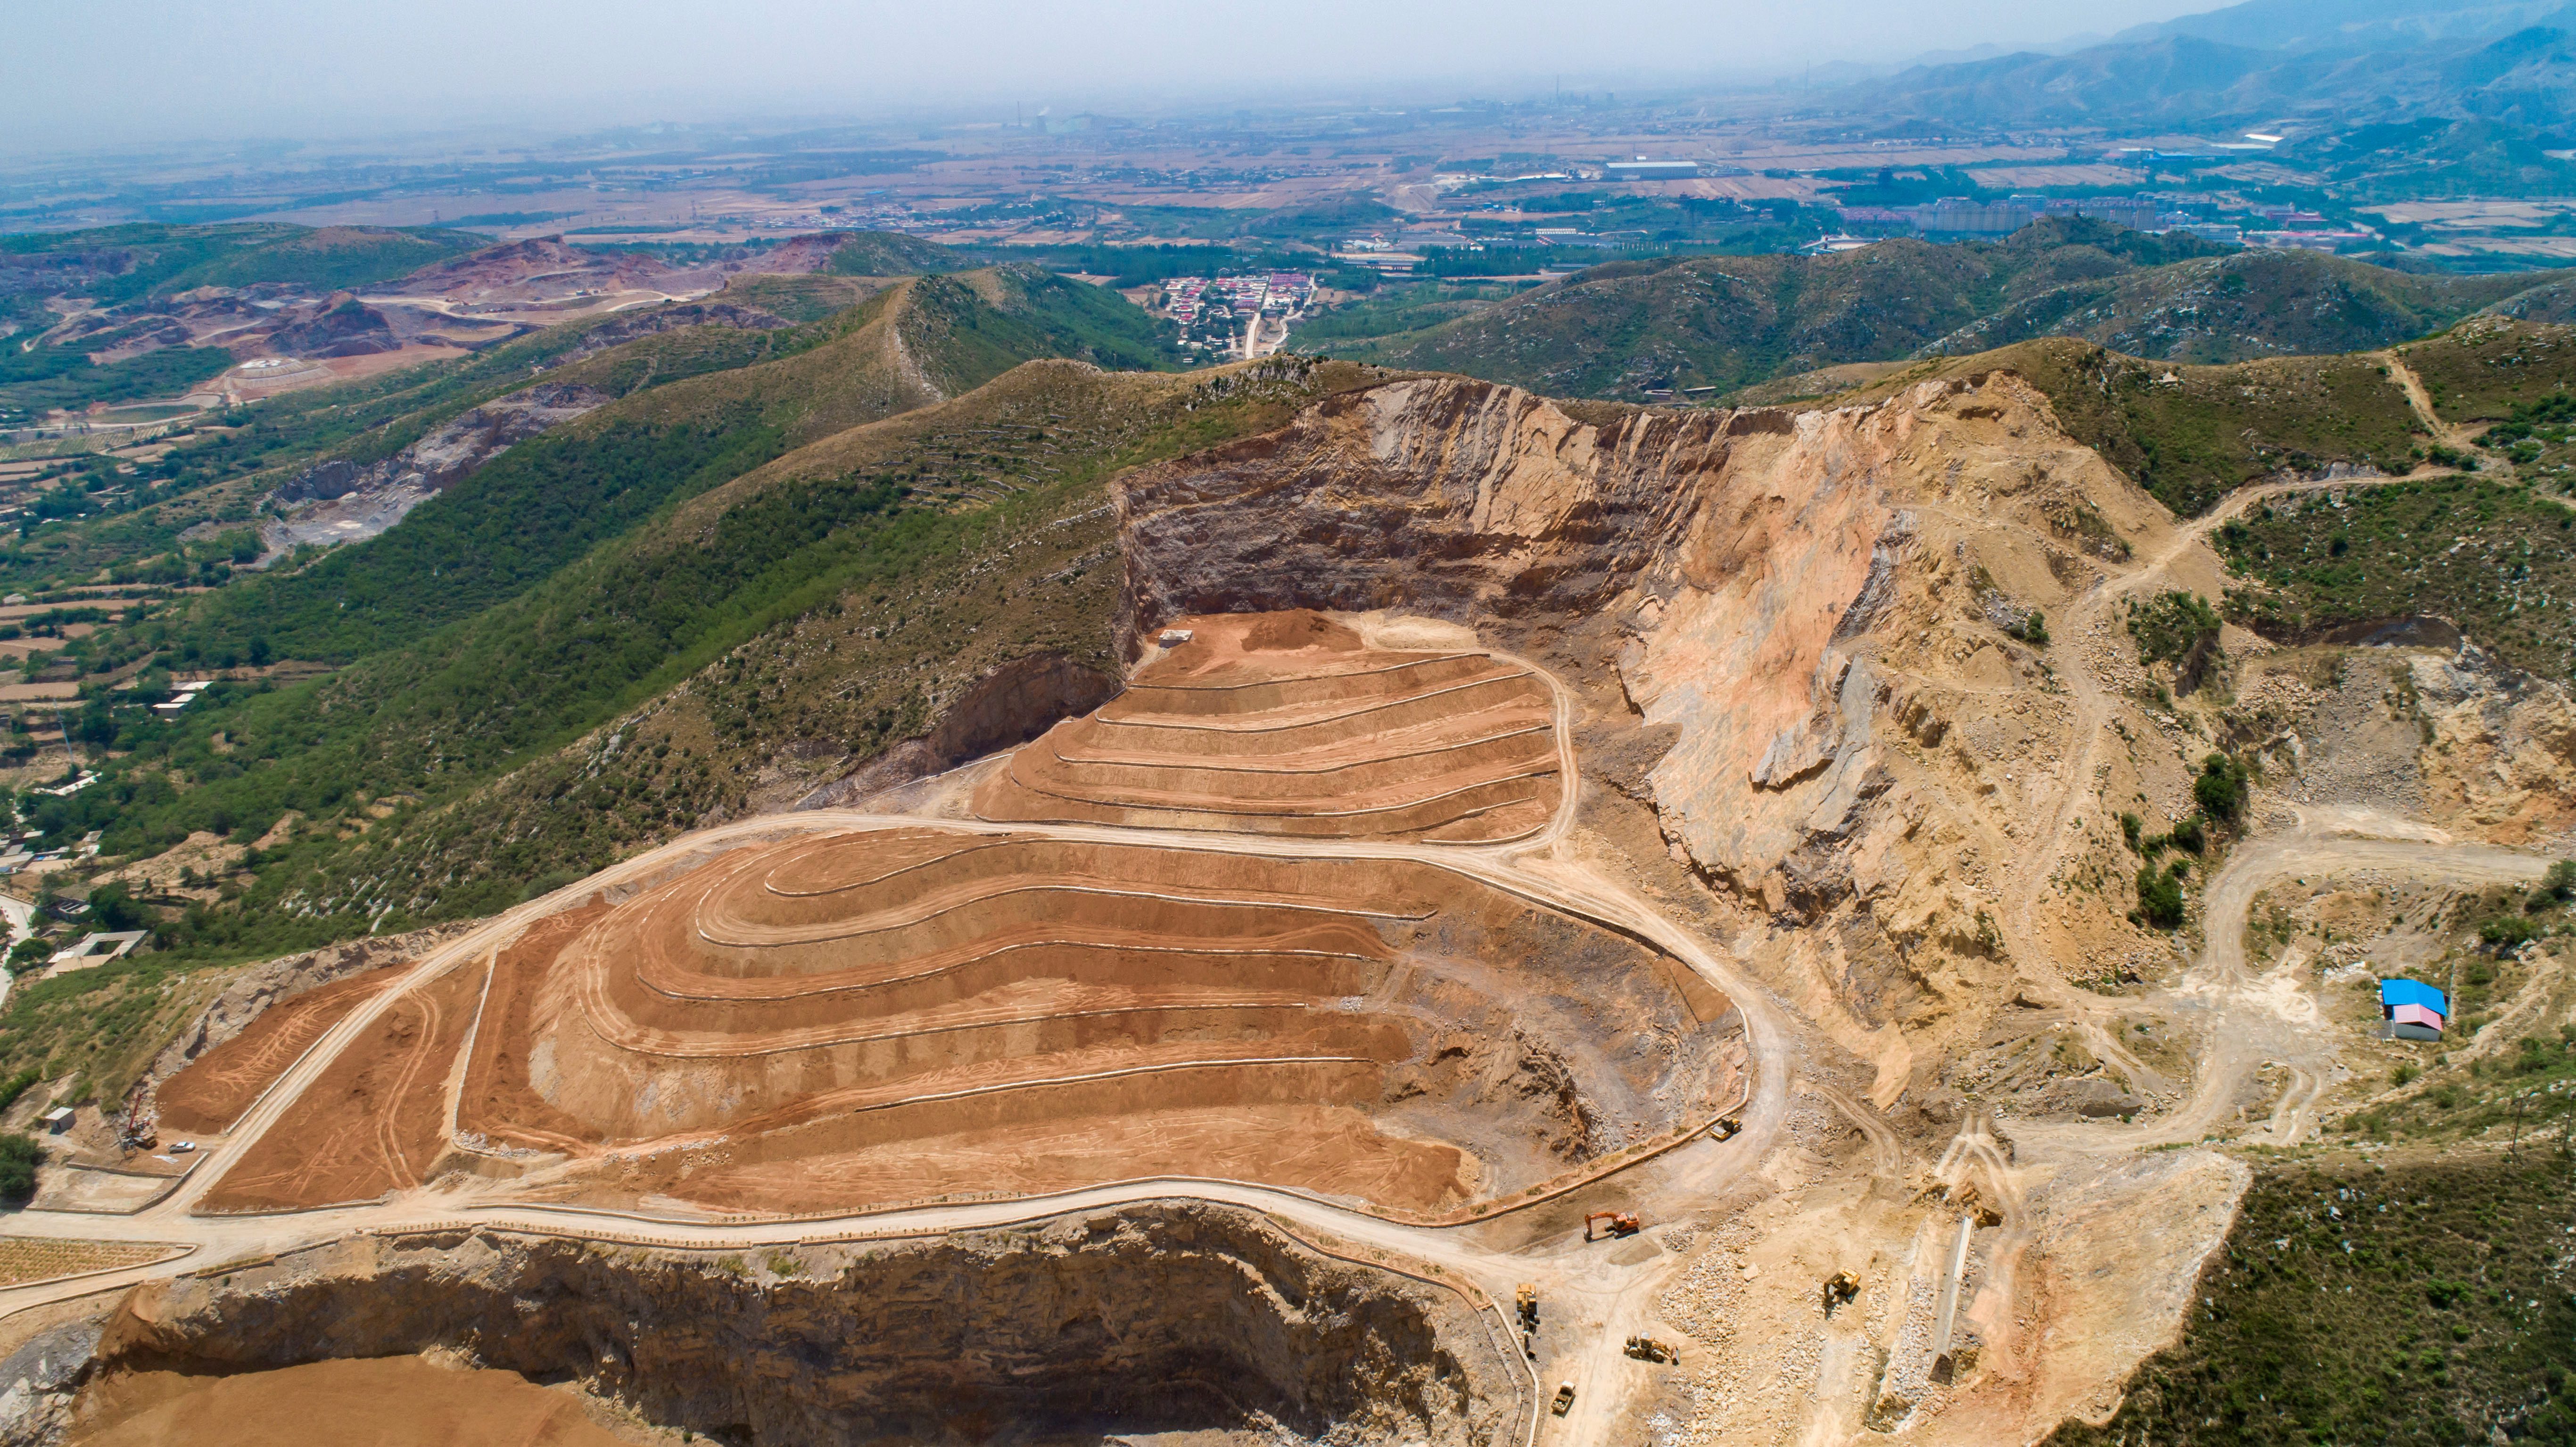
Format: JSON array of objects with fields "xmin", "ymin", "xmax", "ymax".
[
  {"xmin": 61, "ymin": 1204, "xmax": 1513, "ymax": 1447},
  {"xmin": 539, "ymin": 300, "xmax": 790, "ymax": 369},
  {"xmin": 266, "ymin": 297, "xmax": 396, "ymax": 359},
  {"xmin": 792, "ymin": 651, "xmax": 1119, "ymax": 809},
  {"xmin": 1116, "ymin": 376, "xmax": 1896, "ymax": 890},
  {"xmin": 2410, "ymin": 642, "xmax": 2576, "ymax": 846},
  {"xmin": 261, "ymin": 383, "xmax": 608, "ymax": 555}
]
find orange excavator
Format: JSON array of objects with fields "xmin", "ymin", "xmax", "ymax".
[{"xmin": 1584, "ymin": 1211, "xmax": 1642, "ymax": 1241}]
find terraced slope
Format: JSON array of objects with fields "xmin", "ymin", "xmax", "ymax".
[
  {"xmin": 977, "ymin": 611, "xmax": 1562, "ymax": 842},
  {"xmin": 430, "ymin": 825, "xmax": 1734, "ymax": 1216}
]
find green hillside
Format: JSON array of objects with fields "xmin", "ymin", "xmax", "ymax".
[
  {"xmin": 822, "ymin": 230, "xmax": 966, "ymax": 275},
  {"xmin": 1335, "ymin": 222, "xmax": 2570, "ymax": 402},
  {"xmin": 0, "ymin": 273, "xmax": 1186, "ymax": 953},
  {"xmin": 0, "ymin": 222, "xmax": 481, "ymax": 313},
  {"xmin": 164, "ymin": 267, "xmax": 1178, "ymax": 666},
  {"xmin": 1926, "ymin": 248, "xmax": 2561, "ymax": 364}
]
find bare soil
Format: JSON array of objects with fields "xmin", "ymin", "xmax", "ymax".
[
  {"xmin": 457, "ymin": 823, "xmax": 1731, "ymax": 1216},
  {"xmin": 976, "ymin": 610, "xmax": 1562, "ymax": 841},
  {"xmin": 69, "ymin": 1356, "xmax": 646, "ymax": 1447},
  {"xmin": 196, "ymin": 960, "xmax": 486, "ymax": 1212},
  {"xmin": 153, "ymin": 964, "xmax": 405, "ymax": 1135}
]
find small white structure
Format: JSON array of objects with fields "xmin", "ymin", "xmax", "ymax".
[
  {"xmin": 45, "ymin": 930, "xmax": 147, "ymax": 973},
  {"xmin": 1158, "ymin": 629, "xmax": 1196, "ymax": 647},
  {"xmin": 41, "ymin": 1106, "xmax": 73, "ymax": 1135}
]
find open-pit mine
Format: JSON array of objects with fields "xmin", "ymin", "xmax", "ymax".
[{"xmin": 1, "ymin": 362, "xmax": 2566, "ymax": 1447}]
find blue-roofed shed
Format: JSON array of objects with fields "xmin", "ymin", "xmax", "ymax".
[{"xmin": 2379, "ymin": 978, "xmax": 2448, "ymax": 1016}]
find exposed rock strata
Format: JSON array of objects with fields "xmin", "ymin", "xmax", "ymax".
[
  {"xmin": 793, "ymin": 650, "xmax": 1119, "ymax": 810},
  {"xmin": 55, "ymin": 1204, "xmax": 1512, "ymax": 1447},
  {"xmin": 1117, "ymin": 371, "xmax": 2181, "ymax": 1102}
]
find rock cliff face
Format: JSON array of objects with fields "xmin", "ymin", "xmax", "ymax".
[
  {"xmin": 1116, "ymin": 376, "xmax": 1908, "ymax": 894},
  {"xmin": 58, "ymin": 1204, "xmax": 1512, "ymax": 1447},
  {"xmin": 1118, "ymin": 371, "xmax": 2184, "ymax": 1102}
]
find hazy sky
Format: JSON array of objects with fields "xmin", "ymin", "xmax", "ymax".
[{"xmin": 12, "ymin": 0, "xmax": 2236, "ymax": 154}]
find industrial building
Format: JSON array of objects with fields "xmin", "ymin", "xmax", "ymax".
[{"xmin": 1604, "ymin": 158, "xmax": 1699, "ymax": 181}]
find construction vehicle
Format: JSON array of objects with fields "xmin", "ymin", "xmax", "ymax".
[
  {"xmin": 1552, "ymin": 1382, "xmax": 1576, "ymax": 1416},
  {"xmin": 1710, "ymin": 1115, "xmax": 1742, "ymax": 1141},
  {"xmin": 1515, "ymin": 1283, "xmax": 1539, "ymax": 1329},
  {"xmin": 1584, "ymin": 1211, "xmax": 1642, "ymax": 1241},
  {"xmin": 1822, "ymin": 1270, "xmax": 1862, "ymax": 1315},
  {"xmin": 1624, "ymin": 1335, "xmax": 1680, "ymax": 1363}
]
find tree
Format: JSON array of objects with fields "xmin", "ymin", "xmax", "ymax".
[{"xmin": 5, "ymin": 937, "xmax": 49, "ymax": 975}]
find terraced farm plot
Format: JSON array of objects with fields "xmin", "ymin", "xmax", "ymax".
[
  {"xmin": 975, "ymin": 611, "xmax": 1563, "ymax": 842},
  {"xmin": 450, "ymin": 825, "xmax": 1735, "ymax": 1217},
  {"xmin": 0, "ymin": 1237, "xmax": 185, "ymax": 1287}
]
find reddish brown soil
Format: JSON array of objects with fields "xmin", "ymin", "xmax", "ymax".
[
  {"xmin": 455, "ymin": 903, "xmax": 611, "ymax": 1155},
  {"xmin": 154, "ymin": 966, "xmax": 408, "ymax": 1136},
  {"xmin": 458, "ymin": 824, "xmax": 1729, "ymax": 1217},
  {"xmin": 974, "ymin": 610, "xmax": 1561, "ymax": 841},
  {"xmin": 197, "ymin": 960, "xmax": 487, "ymax": 1213},
  {"xmin": 71, "ymin": 1356, "xmax": 641, "ymax": 1447}
]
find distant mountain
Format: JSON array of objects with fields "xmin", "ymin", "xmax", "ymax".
[
  {"xmin": 2113, "ymin": 0, "xmax": 2576, "ymax": 52},
  {"xmin": 1849, "ymin": 3, "xmax": 2576, "ymax": 137},
  {"xmin": 1921, "ymin": 247, "xmax": 2559, "ymax": 362},
  {"xmin": 1326, "ymin": 222, "xmax": 2572, "ymax": 399}
]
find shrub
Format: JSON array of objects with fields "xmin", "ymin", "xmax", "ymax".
[
  {"xmin": 2193, "ymin": 753, "xmax": 2249, "ymax": 822},
  {"xmin": 2137, "ymin": 863, "xmax": 2186, "ymax": 929},
  {"xmin": 2545, "ymin": 859, "xmax": 2576, "ymax": 900},
  {"xmin": 2480, "ymin": 915, "xmax": 2538, "ymax": 951},
  {"xmin": 2167, "ymin": 815, "xmax": 2206, "ymax": 854},
  {"xmin": 2120, "ymin": 812, "xmax": 2143, "ymax": 849},
  {"xmin": 2128, "ymin": 592, "xmax": 2223, "ymax": 680},
  {"xmin": 0, "ymin": 1135, "xmax": 36, "ymax": 1204}
]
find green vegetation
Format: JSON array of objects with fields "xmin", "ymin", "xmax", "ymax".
[
  {"xmin": 0, "ymin": 343, "xmax": 235, "ymax": 421},
  {"xmin": 1936, "ymin": 247, "xmax": 2554, "ymax": 364},
  {"xmin": 2194, "ymin": 751, "xmax": 2250, "ymax": 822},
  {"xmin": 1287, "ymin": 280, "xmax": 1539, "ymax": 352},
  {"xmin": 2128, "ymin": 591, "xmax": 2224, "ymax": 686},
  {"xmin": 0, "ymin": 223, "xmax": 480, "ymax": 313},
  {"xmin": 0, "ymin": 1135, "xmax": 37, "ymax": 1204},
  {"xmin": 817, "ymin": 230, "xmax": 964, "ymax": 276},
  {"xmin": 2049, "ymin": 1151, "xmax": 2576, "ymax": 1447},
  {"xmin": 2135, "ymin": 861, "xmax": 2189, "ymax": 928},
  {"xmin": 2215, "ymin": 476, "xmax": 2576, "ymax": 679},
  {"xmin": 1342, "ymin": 224, "xmax": 2543, "ymax": 407},
  {"xmin": 2399, "ymin": 318, "xmax": 2576, "ymax": 426}
]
